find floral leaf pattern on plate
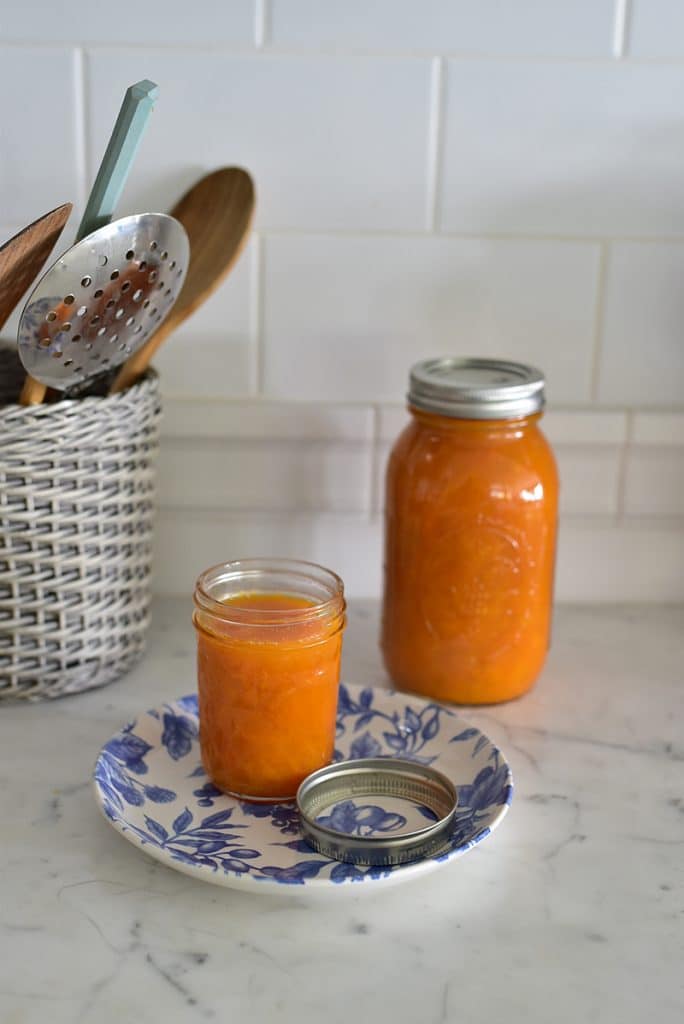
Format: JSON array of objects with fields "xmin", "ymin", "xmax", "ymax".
[
  {"xmin": 161, "ymin": 709, "xmax": 197, "ymax": 760},
  {"xmin": 94, "ymin": 684, "xmax": 513, "ymax": 892},
  {"xmin": 316, "ymin": 799, "xmax": 406, "ymax": 837}
]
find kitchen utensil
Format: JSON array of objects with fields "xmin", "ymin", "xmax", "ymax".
[
  {"xmin": 76, "ymin": 79, "xmax": 158, "ymax": 240},
  {"xmin": 110, "ymin": 166, "xmax": 255, "ymax": 394},
  {"xmin": 16, "ymin": 213, "xmax": 188, "ymax": 395},
  {"xmin": 0, "ymin": 204, "xmax": 72, "ymax": 333},
  {"xmin": 93, "ymin": 684, "xmax": 513, "ymax": 893},
  {"xmin": 19, "ymin": 80, "xmax": 159, "ymax": 405}
]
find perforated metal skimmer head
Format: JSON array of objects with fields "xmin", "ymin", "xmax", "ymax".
[{"xmin": 17, "ymin": 213, "xmax": 189, "ymax": 391}]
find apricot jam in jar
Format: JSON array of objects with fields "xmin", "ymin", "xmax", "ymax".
[
  {"xmin": 381, "ymin": 358, "xmax": 558, "ymax": 705},
  {"xmin": 193, "ymin": 559, "xmax": 346, "ymax": 801}
]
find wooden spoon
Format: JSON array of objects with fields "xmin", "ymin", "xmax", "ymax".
[
  {"xmin": 110, "ymin": 167, "xmax": 255, "ymax": 394},
  {"xmin": 0, "ymin": 204, "xmax": 72, "ymax": 334}
]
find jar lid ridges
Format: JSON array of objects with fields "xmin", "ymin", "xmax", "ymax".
[{"xmin": 408, "ymin": 357, "xmax": 545, "ymax": 420}]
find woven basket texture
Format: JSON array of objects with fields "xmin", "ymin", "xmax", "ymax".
[{"xmin": 0, "ymin": 343, "xmax": 161, "ymax": 701}]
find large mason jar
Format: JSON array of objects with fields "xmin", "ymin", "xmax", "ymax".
[{"xmin": 381, "ymin": 358, "xmax": 559, "ymax": 704}]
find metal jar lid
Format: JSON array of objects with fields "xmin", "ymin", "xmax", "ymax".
[
  {"xmin": 408, "ymin": 357, "xmax": 545, "ymax": 420},
  {"xmin": 297, "ymin": 758, "xmax": 457, "ymax": 866}
]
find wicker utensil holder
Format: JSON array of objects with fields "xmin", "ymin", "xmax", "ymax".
[{"xmin": 0, "ymin": 343, "xmax": 162, "ymax": 701}]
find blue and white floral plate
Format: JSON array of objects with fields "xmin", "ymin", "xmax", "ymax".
[{"xmin": 93, "ymin": 684, "xmax": 513, "ymax": 893}]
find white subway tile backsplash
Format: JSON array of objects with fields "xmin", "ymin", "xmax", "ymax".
[
  {"xmin": 556, "ymin": 520, "xmax": 684, "ymax": 601},
  {"xmin": 373, "ymin": 444, "xmax": 391, "ymax": 515},
  {"xmin": 162, "ymin": 399, "xmax": 373, "ymax": 440},
  {"xmin": 0, "ymin": 1, "xmax": 255, "ymax": 46},
  {"xmin": 554, "ymin": 446, "xmax": 621, "ymax": 518},
  {"xmin": 378, "ymin": 406, "xmax": 411, "ymax": 443},
  {"xmin": 269, "ymin": 0, "xmax": 614, "ymax": 57},
  {"xmin": 86, "ymin": 51, "xmax": 431, "ymax": 231},
  {"xmin": 624, "ymin": 449, "xmax": 684, "ymax": 518},
  {"xmin": 154, "ymin": 509, "xmax": 382, "ymax": 597},
  {"xmin": 3, "ymin": 7, "xmax": 684, "ymax": 603},
  {"xmin": 155, "ymin": 237, "xmax": 253, "ymax": 398},
  {"xmin": 0, "ymin": 49, "xmax": 81, "ymax": 227},
  {"xmin": 159, "ymin": 401, "xmax": 623, "ymax": 521},
  {"xmin": 440, "ymin": 61, "xmax": 684, "ymax": 237},
  {"xmin": 629, "ymin": 0, "xmax": 684, "ymax": 58},
  {"xmin": 263, "ymin": 235, "xmax": 599, "ymax": 403},
  {"xmin": 631, "ymin": 413, "xmax": 684, "ymax": 446},
  {"xmin": 542, "ymin": 411, "xmax": 628, "ymax": 446},
  {"xmin": 156, "ymin": 335, "xmax": 252, "ymax": 399},
  {"xmin": 158, "ymin": 439, "xmax": 372, "ymax": 512},
  {"xmin": 599, "ymin": 243, "xmax": 684, "ymax": 406},
  {"xmin": 154, "ymin": 510, "xmax": 684, "ymax": 602}
]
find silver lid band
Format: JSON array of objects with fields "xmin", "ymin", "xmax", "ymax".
[
  {"xmin": 408, "ymin": 357, "xmax": 545, "ymax": 420},
  {"xmin": 297, "ymin": 757, "xmax": 458, "ymax": 866}
]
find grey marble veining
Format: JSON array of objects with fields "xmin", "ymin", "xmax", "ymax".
[{"xmin": 0, "ymin": 601, "xmax": 682, "ymax": 1023}]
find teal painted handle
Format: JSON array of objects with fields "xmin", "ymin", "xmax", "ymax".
[{"xmin": 76, "ymin": 79, "xmax": 159, "ymax": 241}]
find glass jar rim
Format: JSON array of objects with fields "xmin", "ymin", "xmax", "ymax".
[{"xmin": 193, "ymin": 557, "xmax": 345, "ymax": 626}]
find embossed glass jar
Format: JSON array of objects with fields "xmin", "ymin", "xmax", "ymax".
[{"xmin": 381, "ymin": 358, "xmax": 558, "ymax": 704}]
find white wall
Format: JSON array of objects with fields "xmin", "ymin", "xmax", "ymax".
[{"xmin": 2, "ymin": 1, "xmax": 684, "ymax": 599}]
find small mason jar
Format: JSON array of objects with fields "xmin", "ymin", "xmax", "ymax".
[
  {"xmin": 381, "ymin": 358, "xmax": 559, "ymax": 704},
  {"xmin": 193, "ymin": 558, "xmax": 346, "ymax": 801}
]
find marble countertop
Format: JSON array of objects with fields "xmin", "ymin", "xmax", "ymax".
[{"xmin": 0, "ymin": 600, "xmax": 682, "ymax": 1023}]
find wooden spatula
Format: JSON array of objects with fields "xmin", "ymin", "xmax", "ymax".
[
  {"xmin": 0, "ymin": 204, "xmax": 72, "ymax": 334},
  {"xmin": 110, "ymin": 167, "xmax": 255, "ymax": 394}
]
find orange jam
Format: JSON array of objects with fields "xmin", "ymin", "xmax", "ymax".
[
  {"xmin": 381, "ymin": 360, "xmax": 558, "ymax": 705},
  {"xmin": 193, "ymin": 560, "xmax": 346, "ymax": 801}
]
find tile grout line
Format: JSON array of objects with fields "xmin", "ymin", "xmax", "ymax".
[
  {"xmin": 156, "ymin": 504, "xmax": 380, "ymax": 521},
  {"xmin": 590, "ymin": 241, "xmax": 610, "ymax": 402},
  {"xmin": 73, "ymin": 47, "xmax": 89, "ymax": 217},
  {"xmin": 156, "ymin": 506, "xmax": 380, "ymax": 528},
  {"xmin": 256, "ymin": 227, "xmax": 684, "ymax": 244},
  {"xmin": 254, "ymin": 0, "xmax": 269, "ymax": 49},
  {"xmin": 425, "ymin": 57, "xmax": 445, "ymax": 232},
  {"xmin": 249, "ymin": 234, "xmax": 265, "ymax": 394},
  {"xmin": 613, "ymin": 0, "xmax": 632, "ymax": 59},
  {"xmin": 153, "ymin": 503, "xmax": 684, "ymax": 535},
  {"xmin": 8, "ymin": 40, "xmax": 684, "ymax": 64},
  {"xmin": 158, "ymin": 396, "xmax": 684, "ymax": 414}
]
